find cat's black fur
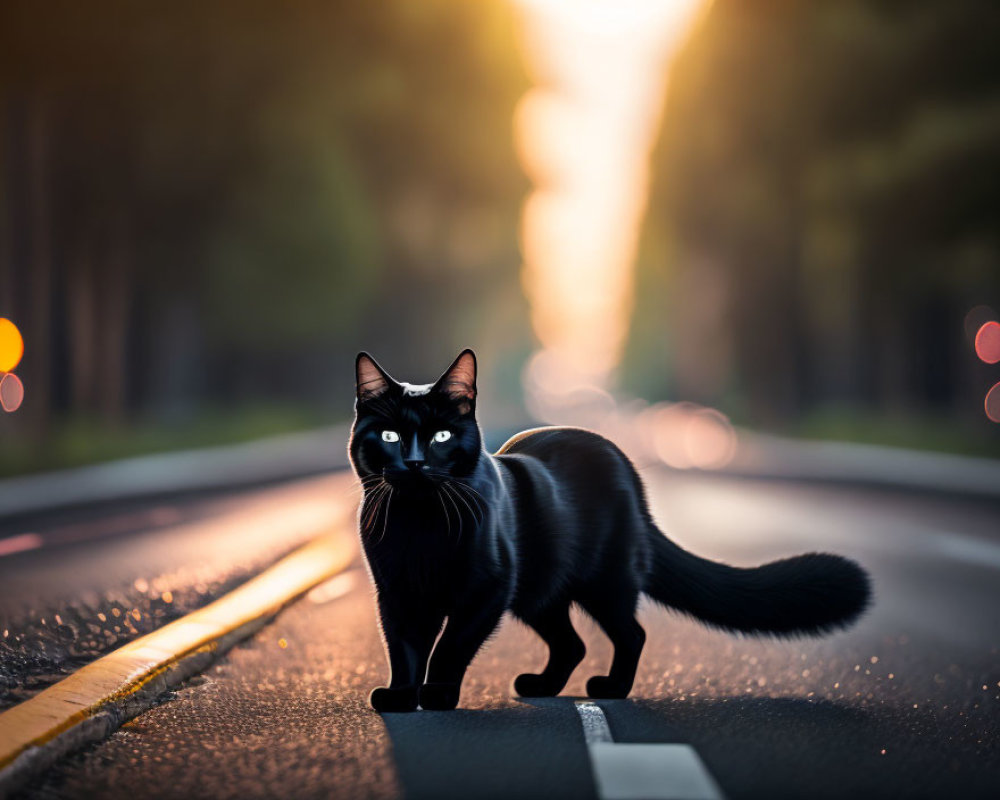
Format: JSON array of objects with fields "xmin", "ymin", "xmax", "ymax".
[{"xmin": 349, "ymin": 350, "xmax": 871, "ymax": 712}]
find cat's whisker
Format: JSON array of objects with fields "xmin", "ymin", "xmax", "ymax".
[
  {"xmin": 458, "ymin": 481, "xmax": 488, "ymax": 520},
  {"xmin": 435, "ymin": 487, "xmax": 453, "ymax": 539},
  {"xmin": 446, "ymin": 481, "xmax": 484, "ymax": 526},
  {"xmin": 343, "ymin": 483, "xmax": 370, "ymax": 503},
  {"xmin": 370, "ymin": 487, "xmax": 391, "ymax": 536},
  {"xmin": 441, "ymin": 482, "xmax": 465, "ymax": 523},
  {"xmin": 361, "ymin": 483, "xmax": 390, "ymax": 533},
  {"xmin": 376, "ymin": 487, "xmax": 394, "ymax": 545},
  {"xmin": 450, "ymin": 480, "xmax": 487, "ymax": 523},
  {"xmin": 340, "ymin": 475, "xmax": 376, "ymax": 500},
  {"xmin": 353, "ymin": 476, "xmax": 383, "ymax": 503},
  {"xmin": 360, "ymin": 479, "xmax": 385, "ymax": 506},
  {"xmin": 360, "ymin": 493, "xmax": 381, "ymax": 533},
  {"xmin": 442, "ymin": 486, "xmax": 464, "ymax": 543},
  {"xmin": 455, "ymin": 479, "xmax": 490, "ymax": 508}
]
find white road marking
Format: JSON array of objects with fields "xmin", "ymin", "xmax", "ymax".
[
  {"xmin": 575, "ymin": 701, "xmax": 724, "ymax": 800},
  {"xmin": 577, "ymin": 700, "xmax": 614, "ymax": 743},
  {"xmin": 931, "ymin": 533, "xmax": 1000, "ymax": 570}
]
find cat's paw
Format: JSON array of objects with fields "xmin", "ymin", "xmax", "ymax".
[
  {"xmin": 513, "ymin": 672, "xmax": 564, "ymax": 698},
  {"xmin": 418, "ymin": 682, "xmax": 461, "ymax": 711},
  {"xmin": 585, "ymin": 676, "xmax": 631, "ymax": 700},
  {"xmin": 369, "ymin": 686, "xmax": 419, "ymax": 713}
]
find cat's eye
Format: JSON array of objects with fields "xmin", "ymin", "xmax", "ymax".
[
  {"xmin": 381, "ymin": 430, "xmax": 400, "ymax": 443},
  {"xmin": 433, "ymin": 430, "xmax": 452, "ymax": 443}
]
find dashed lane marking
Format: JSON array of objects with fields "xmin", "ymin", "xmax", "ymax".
[
  {"xmin": 577, "ymin": 699, "xmax": 614, "ymax": 743},
  {"xmin": 575, "ymin": 701, "xmax": 724, "ymax": 800}
]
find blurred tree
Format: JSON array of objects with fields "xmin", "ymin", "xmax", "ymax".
[
  {"xmin": 0, "ymin": 0, "xmax": 528, "ymax": 469},
  {"xmin": 630, "ymin": 0, "xmax": 1000, "ymax": 445}
]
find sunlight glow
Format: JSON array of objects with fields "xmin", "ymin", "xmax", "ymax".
[{"xmin": 514, "ymin": 0, "xmax": 707, "ymax": 409}]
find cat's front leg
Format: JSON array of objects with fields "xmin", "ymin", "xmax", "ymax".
[
  {"xmin": 420, "ymin": 595, "xmax": 506, "ymax": 711},
  {"xmin": 370, "ymin": 600, "xmax": 442, "ymax": 713}
]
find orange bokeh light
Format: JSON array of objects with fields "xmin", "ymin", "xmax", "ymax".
[
  {"xmin": 975, "ymin": 321, "xmax": 1000, "ymax": 364},
  {"xmin": 0, "ymin": 318, "xmax": 24, "ymax": 373}
]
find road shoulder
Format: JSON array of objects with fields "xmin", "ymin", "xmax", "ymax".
[{"xmin": 0, "ymin": 521, "xmax": 357, "ymax": 796}]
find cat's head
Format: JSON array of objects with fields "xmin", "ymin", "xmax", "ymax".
[{"xmin": 349, "ymin": 349, "xmax": 482, "ymax": 490}]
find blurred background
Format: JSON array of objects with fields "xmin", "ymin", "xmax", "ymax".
[{"xmin": 1, "ymin": 0, "xmax": 999, "ymax": 479}]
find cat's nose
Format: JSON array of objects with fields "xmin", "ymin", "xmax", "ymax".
[{"xmin": 402, "ymin": 433, "xmax": 425, "ymax": 470}]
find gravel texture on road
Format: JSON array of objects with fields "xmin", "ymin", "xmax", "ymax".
[{"xmin": 0, "ymin": 476, "xmax": 353, "ymax": 710}]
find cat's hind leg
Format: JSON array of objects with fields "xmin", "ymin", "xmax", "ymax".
[
  {"xmin": 578, "ymin": 589, "xmax": 646, "ymax": 699},
  {"xmin": 513, "ymin": 601, "xmax": 586, "ymax": 698}
]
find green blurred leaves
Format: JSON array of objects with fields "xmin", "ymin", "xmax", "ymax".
[
  {"xmin": 631, "ymin": 0, "xmax": 1000, "ymax": 444},
  {"xmin": 205, "ymin": 139, "xmax": 380, "ymax": 348}
]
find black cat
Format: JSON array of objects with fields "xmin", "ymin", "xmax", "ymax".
[{"xmin": 349, "ymin": 349, "xmax": 871, "ymax": 712}]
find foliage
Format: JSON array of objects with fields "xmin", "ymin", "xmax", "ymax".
[
  {"xmin": 0, "ymin": 0, "xmax": 530, "ymax": 463},
  {"xmin": 630, "ymin": 0, "xmax": 1000, "ymax": 455}
]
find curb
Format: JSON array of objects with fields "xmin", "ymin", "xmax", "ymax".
[
  {"xmin": 4, "ymin": 423, "xmax": 997, "ymax": 524},
  {"xmin": 0, "ymin": 518, "xmax": 358, "ymax": 797},
  {"xmin": 0, "ymin": 424, "xmax": 352, "ymax": 520},
  {"xmin": 725, "ymin": 431, "xmax": 1000, "ymax": 501}
]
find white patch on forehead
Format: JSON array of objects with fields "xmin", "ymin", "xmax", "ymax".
[{"xmin": 401, "ymin": 382, "xmax": 432, "ymax": 397}]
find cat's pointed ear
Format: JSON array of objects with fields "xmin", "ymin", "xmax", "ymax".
[
  {"xmin": 356, "ymin": 352, "xmax": 395, "ymax": 403},
  {"xmin": 434, "ymin": 349, "xmax": 477, "ymax": 414}
]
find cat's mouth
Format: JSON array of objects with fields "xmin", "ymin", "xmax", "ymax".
[{"xmin": 382, "ymin": 466, "xmax": 440, "ymax": 489}]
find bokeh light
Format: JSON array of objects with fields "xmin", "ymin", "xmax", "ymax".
[
  {"xmin": 647, "ymin": 401, "xmax": 736, "ymax": 470},
  {"xmin": 975, "ymin": 321, "xmax": 1000, "ymax": 364},
  {"xmin": 0, "ymin": 372, "xmax": 25, "ymax": 413},
  {"xmin": 0, "ymin": 318, "xmax": 24, "ymax": 373},
  {"xmin": 986, "ymin": 382, "xmax": 1000, "ymax": 423}
]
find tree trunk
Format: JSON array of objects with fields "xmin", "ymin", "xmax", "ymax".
[
  {"xmin": 67, "ymin": 238, "xmax": 98, "ymax": 412},
  {"xmin": 97, "ymin": 210, "xmax": 132, "ymax": 426},
  {"xmin": 26, "ymin": 91, "xmax": 53, "ymax": 436}
]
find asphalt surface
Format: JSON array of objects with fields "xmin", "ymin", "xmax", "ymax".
[
  {"xmin": 0, "ymin": 475, "xmax": 352, "ymax": 709},
  {"xmin": 9, "ymin": 469, "xmax": 1000, "ymax": 798}
]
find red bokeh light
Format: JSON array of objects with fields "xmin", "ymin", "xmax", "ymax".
[
  {"xmin": 986, "ymin": 382, "xmax": 1000, "ymax": 424},
  {"xmin": 975, "ymin": 321, "xmax": 1000, "ymax": 364},
  {"xmin": 0, "ymin": 371, "xmax": 24, "ymax": 412}
]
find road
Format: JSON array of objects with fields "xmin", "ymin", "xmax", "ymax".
[
  {"xmin": 5, "ymin": 469, "xmax": 1000, "ymax": 798},
  {"xmin": 0, "ymin": 476, "xmax": 352, "ymax": 710}
]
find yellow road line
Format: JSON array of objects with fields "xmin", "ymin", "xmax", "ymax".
[{"xmin": 0, "ymin": 515, "xmax": 357, "ymax": 795}]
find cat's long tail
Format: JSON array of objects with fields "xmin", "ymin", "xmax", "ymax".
[{"xmin": 643, "ymin": 526, "xmax": 871, "ymax": 636}]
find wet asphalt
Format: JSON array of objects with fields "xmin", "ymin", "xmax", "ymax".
[
  {"xmin": 0, "ymin": 475, "xmax": 352, "ymax": 709},
  {"xmin": 8, "ymin": 470, "xmax": 1000, "ymax": 799}
]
